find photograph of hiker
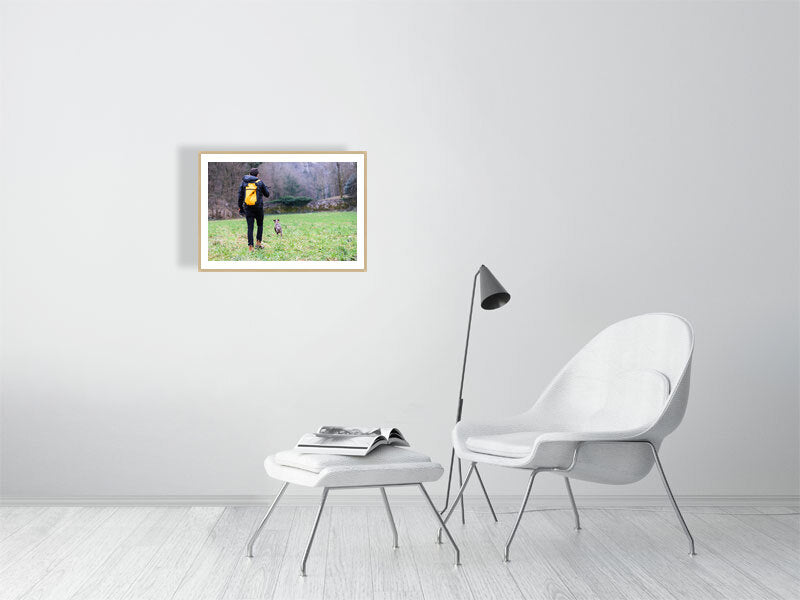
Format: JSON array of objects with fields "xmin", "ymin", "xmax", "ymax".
[{"xmin": 199, "ymin": 152, "xmax": 366, "ymax": 271}]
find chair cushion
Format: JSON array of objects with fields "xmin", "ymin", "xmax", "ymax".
[
  {"xmin": 465, "ymin": 431, "xmax": 542, "ymax": 459},
  {"xmin": 273, "ymin": 446, "xmax": 434, "ymax": 474}
]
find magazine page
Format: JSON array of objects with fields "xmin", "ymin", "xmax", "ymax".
[
  {"xmin": 315, "ymin": 426, "xmax": 408, "ymax": 446},
  {"xmin": 316, "ymin": 425, "xmax": 381, "ymax": 437},
  {"xmin": 380, "ymin": 428, "xmax": 409, "ymax": 446}
]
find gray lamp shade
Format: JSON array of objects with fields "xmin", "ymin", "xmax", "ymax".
[{"xmin": 479, "ymin": 265, "xmax": 510, "ymax": 310}]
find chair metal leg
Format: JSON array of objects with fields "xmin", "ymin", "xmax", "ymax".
[
  {"xmin": 380, "ymin": 487, "xmax": 399, "ymax": 549},
  {"xmin": 457, "ymin": 458, "xmax": 465, "ymax": 524},
  {"xmin": 440, "ymin": 447, "xmax": 457, "ymax": 513},
  {"xmin": 648, "ymin": 442, "xmax": 696, "ymax": 556},
  {"xmin": 437, "ymin": 462, "xmax": 476, "ymax": 543},
  {"xmin": 564, "ymin": 477, "xmax": 581, "ymax": 530},
  {"xmin": 419, "ymin": 484, "xmax": 461, "ymax": 566},
  {"xmin": 504, "ymin": 470, "xmax": 538, "ymax": 562},
  {"xmin": 300, "ymin": 488, "xmax": 329, "ymax": 576},
  {"xmin": 474, "ymin": 466, "xmax": 498, "ymax": 522},
  {"xmin": 245, "ymin": 481, "xmax": 289, "ymax": 557}
]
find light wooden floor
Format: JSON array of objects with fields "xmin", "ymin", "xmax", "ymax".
[{"xmin": 0, "ymin": 503, "xmax": 797, "ymax": 600}]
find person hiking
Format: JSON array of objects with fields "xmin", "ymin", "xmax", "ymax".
[{"xmin": 237, "ymin": 168, "xmax": 271, "ymax": 251}]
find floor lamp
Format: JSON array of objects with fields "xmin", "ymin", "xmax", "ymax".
[{"xmin": 440, "ymin": 264, "xmax": 510, "ymax": 524}]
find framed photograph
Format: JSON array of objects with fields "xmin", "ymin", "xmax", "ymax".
[{"xmin": 199, "ymin": 151, "xmax": 366, "ymax": 271}]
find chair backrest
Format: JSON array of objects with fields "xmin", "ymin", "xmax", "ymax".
[{"xmin": 528, "ymin": 313, "xmax": 694, "ymax": 443}]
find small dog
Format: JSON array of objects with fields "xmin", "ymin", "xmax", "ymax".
[{"xmin": 273, "ymin": 219, "xmax": 283, "ymax": 237}]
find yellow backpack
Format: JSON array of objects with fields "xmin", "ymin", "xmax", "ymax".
[{"xmin": 244, "ymin": 180, "xmax": 261, "ymax": 206}]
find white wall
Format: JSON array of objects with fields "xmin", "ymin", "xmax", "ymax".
[{"xmin": 1, "ymin": 0, "xmax": 797, "ymax": 500}]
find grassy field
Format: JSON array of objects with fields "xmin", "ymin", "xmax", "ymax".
[{"xmin": 208, "ymin": 211, "xmax": 357, "ymax": 262}]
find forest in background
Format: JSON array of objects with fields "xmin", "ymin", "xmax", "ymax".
[{"xmin": 207, "ymin": 161, "xmax": 357, "ymax": 219}]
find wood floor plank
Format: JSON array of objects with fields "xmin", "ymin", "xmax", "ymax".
[
  {"xmin": 67, "ymin": 507, "xmax": 187, "ymax": 600},
  {"xmin": 717, "ymin": 508, "xmax": 800, "ymax": 553},
  {"xmin": 401, "ymin": 503, "xmax": 474, "ymax": 600},
  {"xmin": 222, "ymin": 506, "xmax": 296, "ymax": 600},
  {"xmin": 542, "ymin": 507, "xmax": 664, "ymax": 600},
  {"xmin": 534, "ymin": 507, "xmax": 645, "ymax": 599},
  {"xmin": 478, "ymin": 504, "xmax": 588, "ymax": 600},
  {"xmin": 0, "ymin": 507, "xmax": 116, "ymax": 600},
  {"xmin": 322, "ymin": 506, "xmax": 373, "ymax": 600},
  {"xmin": 684, "ymin": 511, "xmax": 800, "ymax": 599},
  {"xmin": 479, "ymin": 508, "xmax": 576, "ymax": 600},
  {"xmin": 0, "ymin": 508, "xmax": 82, "ymax": 573},
  {"xmin": 171, "ymin": 507, "xmax": 261, "ymax": 600},
  {"xmin": 118, "ymin": 506, "xmax": 224, "ymax": 600},
  {"xmin": 753, "ymin": 506, "xmax": 800, "ymax": 515},
  {"xmin": 592, "ymin": 509, "xmax": 735, "ymax": 600},
  {"xmin": 622, "ymin": 508, "xmax": 782, "ymax": 600},
  {"xmin": 18, "ymin": 508, "xmax": 151, "ymax": 600},
  {"xmin": 267, "ymin": 505, "xmax": 330, "ymax": 600},
  {"xmin": 0, "ymin": 508, "xmax": 46, "ymax": 544},
  {"xmin": 366, "ymin": 501, "xmax": 424, "ymax": 600},
  {"xmin": 510, "ymin": 506, "xmax": 636, "ymax": 599},
  {"xmin": 548, "ymin": 508, "xmax": 680, "ymax": 600},
  {"xmin": 748, "ymin": 507, "xmax": 800, "ymax": 549},
  {"xmin": 760, "ymin": 507, "xmax": 800, "ymax": 532},
  {"xmin": 452, "ymin": 508, "xmax": 524, "ymax": 600}
]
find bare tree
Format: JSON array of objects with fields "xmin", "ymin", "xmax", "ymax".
[{"xmin": 207, "ymin": 161, "xmax": 358, "ymax": 220}]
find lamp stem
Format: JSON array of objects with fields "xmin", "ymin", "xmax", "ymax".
[
  {"xmin": 456, "ymin": 269, "xmax": 480, "ymax": 422},
  {"xmin": 441, "ymin": 268, "xmax": 481, "ymax": 515}
]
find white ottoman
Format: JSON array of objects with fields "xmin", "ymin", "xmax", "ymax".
[{"xmin": 245, "ymin": 446, "xmax": 460, "ymax": 575}]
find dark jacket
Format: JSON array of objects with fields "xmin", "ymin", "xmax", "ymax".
[{"xmin": 238, "ymin": 175, "xmax": 270, "ymax": 212}]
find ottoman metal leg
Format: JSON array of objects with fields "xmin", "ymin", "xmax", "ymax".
[
  {"xmin": 380, "ymin": 487, "xmax": 399, "ymax": 549},
  {"xmin": 437, "ymin": 462, "xmax": 476, "ymax": 543},
  {"xmin": 301, "ymin": 487, "xmax": 329, "ymax": 577},
  {"xmin": 246, "ymin": 481, "xmax": 289, "ymax": 557},
  {"xmin": 418, "ymin": 484, "xmax": 461, "ymax": 567}
]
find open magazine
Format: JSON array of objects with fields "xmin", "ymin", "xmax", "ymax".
[{"xmin": 294, "ymin": 426, "xmax": 410, "ymax": 456}]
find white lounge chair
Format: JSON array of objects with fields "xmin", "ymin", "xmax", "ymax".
[{"xmin": 439, "ymin": 313, "xmax": 697, "ymax": 561}]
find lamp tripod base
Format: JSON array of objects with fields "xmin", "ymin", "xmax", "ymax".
[{"xmin": 440, "ymin": 448, "xmax": 498, "ymax": 524}]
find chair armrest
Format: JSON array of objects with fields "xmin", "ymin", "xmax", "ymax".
[{"xmin": 521, "ymin": 430, "xmax": 655, "ymax": 471}]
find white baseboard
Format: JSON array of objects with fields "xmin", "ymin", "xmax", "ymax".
[{"xmin": 1, "ymin": 494, "xmax": 797, "ymax": 507}]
